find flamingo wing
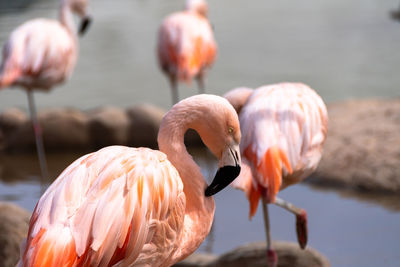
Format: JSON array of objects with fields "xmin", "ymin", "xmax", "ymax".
[
  {"xmin": 0, "ymin": 19, "xmax": 76, "ymax": 89},
  {"xmin": 238, "ymin": 83, "xmax": 327, "ymax": 213},
  {"xmin": 157, "ymin": 12, "xmax": 216, "ymax": 82},
  {"xmin": 20, "ymin": 146, "xmax": 185, "ymax": 267}
]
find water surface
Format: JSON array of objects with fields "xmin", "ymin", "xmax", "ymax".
[{"xmin": 0, "ymin": 0, "xmax": 399, "ymax": 111}]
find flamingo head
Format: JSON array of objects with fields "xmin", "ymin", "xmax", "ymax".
[
  {"xmin": 185, "ymin": 0, "xmax": 208, "ymax": 17},
  {"xmin": 158, "ymin": 94, "xmax": 242, "ymax": 196},
  {"xmin": 181, "ymin": 95, "xmax": 241, "ymax": 196},
  {"xmin": 204, "ymin": 115, "xmax": 241, "ymax": 196},
  {"xmin": 66, "ymin": 0, "xmax": 92, "ymax": 35}
]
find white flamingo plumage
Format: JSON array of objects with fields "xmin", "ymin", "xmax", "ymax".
[{"xmin": 224, "ymin": 82, "xmax": 328, "ymax": 266}]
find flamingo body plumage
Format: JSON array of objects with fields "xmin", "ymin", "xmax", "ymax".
[
  {"xmin": 0, "ymin": 0, "xmax": 90, "ymax": 90},
  {"xmin": 18, "ymin": 94, "xmax": 241, "ymax": 267},
  {"xmin": 21, "ymin": 146, "xmax": 185, "ymax": 266},
  {"xmin": 0, "ymin": 19, "xmax": 77, "ymax": 90},
  {"xmin": 231, "ymin": 83, "xmax": 328, "ymax": 214},
  {"xmin": 225, "ymin": 82, "xmax": 328, "ymax": 265},
  {"xmin": 157, "ymin": 0, "xmax": 217, "ymax": 104}
]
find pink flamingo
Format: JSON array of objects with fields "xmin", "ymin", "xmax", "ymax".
[
  {"xmin": 157, "ymin": 0, "xmax": 217, "ymax": 104},
  {"xmin": 0, "ymin": 0, "xmax": 91, "ymax": 182},
  {"xmin": 17, "ymin": 94, "xmax": 241, "ymax": 266},
  {"xmin": 224, "ymin": 83, "xmax": 328, "ymax": 266}
]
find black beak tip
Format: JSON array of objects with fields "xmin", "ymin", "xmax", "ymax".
[
  {"xmin": 204, "ymin": 186, "xmax": 215, "ymax": 197},
  {"xmin": 205, "ymin": 165, "xmax": 241, "ymax": 197},
  {"xmin": 79, "ymin": 16, "xmax": 92, "ymax": 36}
]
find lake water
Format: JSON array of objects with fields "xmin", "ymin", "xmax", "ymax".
[
  {"xmin": 1, "ymin": 0, "xmax": 400, "ymax": 110},
  {"xmin": 1, "ymin": 0, "xmax": 400, "ymax": 266}
]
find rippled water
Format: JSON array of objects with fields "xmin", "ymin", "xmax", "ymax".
[{"xmin": 1, "ymin": 0, "xmax": 400, "ymax": 266}]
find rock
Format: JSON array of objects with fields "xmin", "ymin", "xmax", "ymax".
[
  {"xmin": 88, "ymin": 106, "xmax": 130, "ymax": 149},
  {"xmin": 2, "ymin": 108, "xmax": 90, "ymax": 152},
  {"xmin": 0, "ymin": 202, "xmax": 30, "ymax": 267},
  {"xmin": 0, "ymin": 103, "xmax": 217, "ymax": 152},
  {"xmin": 126, "ymin": 104, "xmax": 165, "ymax": 149},
  {"xmin": 0, "ymin": 108, "xmax": 29, "ymax": 151},
  {"xmin": 0, "ymin": 108, "xmax": 28, "ymax": 133},
  {"xmin": 40, "ymin": 108, "xmax": 90, "ymax": 151},
  {"xmin": 174, "ymin": 241, "xmax": 330, "ymax": 267},
  {"xmin": 216, "ymin": 241, "xmax": 330, "ymax": 267},
  {"xmin": 174, "ymin": 253, "xmax": 218, "ymax": 267},
  {"xmin": 310, "ymin": 99, "xmax": 400, "ymax": 194}
]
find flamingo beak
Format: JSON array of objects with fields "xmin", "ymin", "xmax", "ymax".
[
  {"xmin": 205, "ymin": 142, "xmax": 241, "ymax": 196},
  {"xmin": 79, "ymin": 16, "xmax": 92, "ymax": 36}
]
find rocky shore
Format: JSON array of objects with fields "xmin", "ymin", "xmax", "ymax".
[
  {"xmin": 0, "ymin": 104, "xmax": 165, "ymax": 153},
  {"xmin": 0, "ymin": 104, "xmax": 203, "ymax": 153},
  {"xmin": 0, "ymin": 202, "xmax": 30, "ymax": 267},
  {"xmin": 307, "ymin": 98, "xmax": 400, "ymax": 209},
  {"xmin": 174, "ymin": 241, "xmax": 330, "ymax": 267},
  {"xmin": 1, "ymin": 98, "xmax": 399, "ymax": 196}
]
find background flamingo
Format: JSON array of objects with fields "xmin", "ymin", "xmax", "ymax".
[
  {"xmin": 157, "ymin": 0, "xmax": 217, "ymax": 104},
  {"xmin": 224, "ymin": 82, "xmax": 328, "ymax": 266},
  {"xmin": 17, "ymin": 94, "xmax": 241, "ymax": 266},
  {"xmin": 0, "ymin": 0, "xmax": 91, "ymax": 182}
]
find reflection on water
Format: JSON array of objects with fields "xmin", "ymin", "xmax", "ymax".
[
  {"xmin": 307, "ymin": 182, "xmax": 400, "ymax": 212},
  {"xmin": 0, "ymin": 151, "xmax": 88, "ymax": 210},
  {"xmin": 0, "ymin": 148, "xmax": 400, "ymax": 266},
  {"xmin": 0, "ymin": 151, "xmax": 88, "ymax": 184}
]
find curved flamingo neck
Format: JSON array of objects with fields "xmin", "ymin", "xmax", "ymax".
[
  {"xmin": 159, "ymin": 114, "xmax": 207, "ymax": 201},
  {"xmin": 158, "ymin": 104, "xmax": 215, "ymax": 263},
  {"xmin": 224, "ymin": 87, "xmax": 253, "ymax": 114},
  {"xmin": 59, "ymin": 2, "xmax": 76, "ymax": 36}
]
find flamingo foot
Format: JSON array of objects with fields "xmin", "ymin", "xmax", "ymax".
[
  {"xmin": 296, "ymin": 209, "xmax": 308, "ymax": 249},
  {"xmin": 267, "ymin": 248, "xmax": 278, "ymax": 267}
]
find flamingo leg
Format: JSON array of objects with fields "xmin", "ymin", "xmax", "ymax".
[
  {"xmin": 169, "ymin": 75, "xmax": 179, "ymax": 104},
  {"xmin": 262, "ymin": 202, "xmax": 277, "ymax": 267},
  {"xmin": 274, "ymin": 196, "xmax": 308, "ymax": 249},
  {"xmin": 27, "ymin": 89, "xmax": 48, "ymax": 192},
  {"xmin": 196, "ymin": 71, "xmax": 205, "ymax": 94}
]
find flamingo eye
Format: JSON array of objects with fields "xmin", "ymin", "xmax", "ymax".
[{"xmin": 228, "ymin": 127, "xmax": 234, "ymax": 134}]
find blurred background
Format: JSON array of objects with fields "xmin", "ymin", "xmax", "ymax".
[
  {"xmin": 1, "ymin": 0, "xmax": 400, "ymax": 111},
  {"xmin": 0, "ymin": 0, "xmax": 400, "ymax": 266}
]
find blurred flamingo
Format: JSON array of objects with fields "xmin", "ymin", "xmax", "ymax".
[
  {"xmin": 157, "ymin": 0, "xmax": 217, "ymax": 104},
  {"xmin": 0, "ymin": 0, "xmax": 91, "ymax": 182},
  {"xmin": 390, "ymin": 3, "xmax": 400, "ymax": 21},
  {"xmin": 17, "ymin": 94, "xmax": 241, "ymax": 266},
  {"xmin": 224, "ymin": 83, "xmax": 328, "ymax": 266}
]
